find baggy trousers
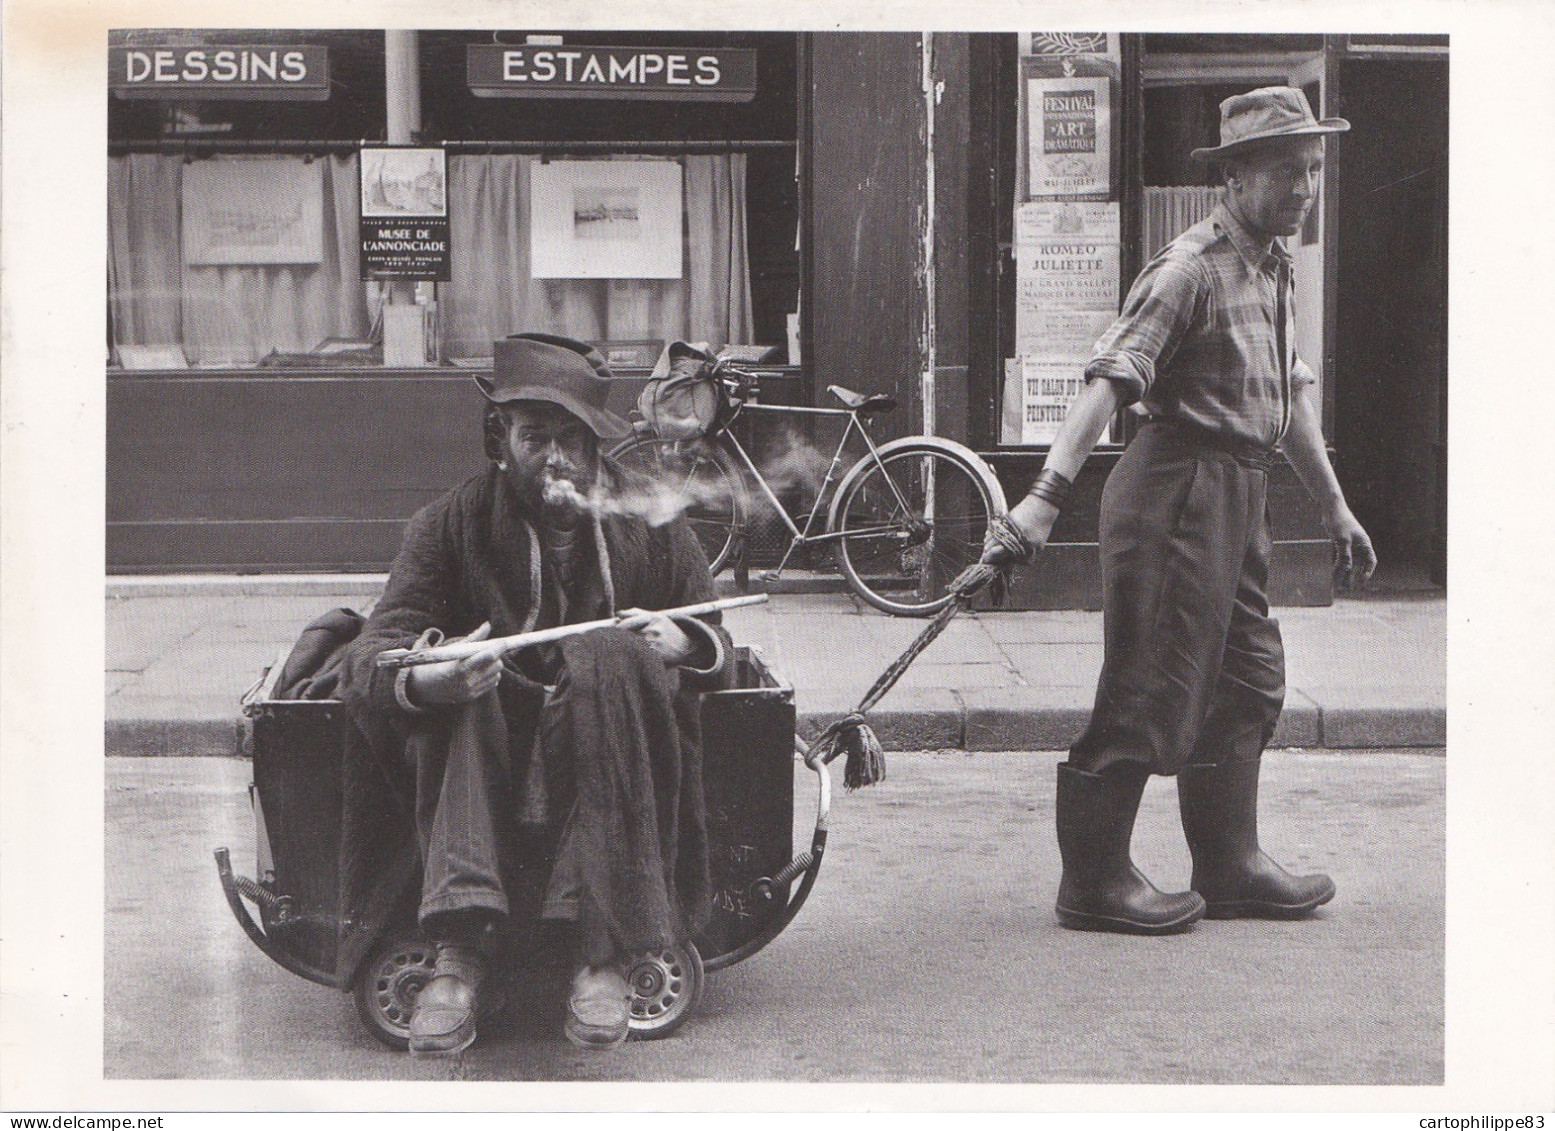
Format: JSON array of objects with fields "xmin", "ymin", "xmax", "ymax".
[
  {"xmin": 1069, "ymin": 421, "xmax": 1286, "ymax": 776},
  {"xmin": 411, "ymin": 688, "xmax": 523, "ymax": 926},
  {"xmin": 406, "ymin": 629, "xmax": 705, "ymax": 967}
]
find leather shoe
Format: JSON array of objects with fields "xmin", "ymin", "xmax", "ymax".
[
  {"xmin": 564, "ymin": 965, "xmax": 631, "ymax": 1050},
  {"xmin": 408, "ymin": 944, "xmax": 485, "ymax": 1058}
]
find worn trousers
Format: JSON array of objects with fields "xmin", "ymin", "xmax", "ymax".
[
  {"xmin": 1069, "ymin": 421, "xmax": 1286, "ymax": 776},
  {"xmin": 408, "ymin": 629, "xmax": 706, "ymax": 967},
  {"xmin": 411, "ymin": 688, "xmax": 524, "ymax": 927}
]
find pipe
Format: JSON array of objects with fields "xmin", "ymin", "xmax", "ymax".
[{"xmin": 383, "ymin": 31, "xmax": 421, "ymax": 318}]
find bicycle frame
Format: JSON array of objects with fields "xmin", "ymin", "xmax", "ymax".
[{"xmin": 719, "ymin": 400, "xmax": 920, "ymax": 579}]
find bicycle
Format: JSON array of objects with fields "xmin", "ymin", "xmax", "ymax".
[{"xmin": 609, "ymin": 358, "xmax": 1007, "ymax": 617}]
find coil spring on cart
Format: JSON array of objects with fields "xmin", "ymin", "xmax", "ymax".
[{"xmin": 231, "ymin": 872, "xmax": 294, "ymax": 923}]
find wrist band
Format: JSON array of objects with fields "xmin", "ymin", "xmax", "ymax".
[{"xmin": 1026, "ymin": 467, "xmax": 1074, "ymax": 511}]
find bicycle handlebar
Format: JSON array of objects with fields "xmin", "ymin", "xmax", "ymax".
[{"xmin": 711, "ymin": 358, "xmax": 760, "ymax": 400}]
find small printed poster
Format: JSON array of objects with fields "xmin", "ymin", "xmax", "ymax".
[
  {"xmin": 1019, "ymin": 356, "xmax": 1088, "ymax": 445},
  {"xmin": 1016, "ymin": 238, "xmax": 1120, "ymax": 312},
  {"xmin": 359, "ymin": 147, "xmax": 450, "ymax": 281},
  {"xmin": 1015, "ymin": 200, "xmax": 1119, "ymax": 246},
  {"xmin": 1014, "ymin": 308, "xmax": 1116, "ymax": 365},
  {"xmin": 1023, "ymin": 32, "xmax": 1120, "ymax": 64},
  {"xmin": 1027, "ymin": 76, "xmax": 1111, "ymax": 198},
  {"xmin": 530, "ymin": 160, "xmax": 683, "ymax": 280}
]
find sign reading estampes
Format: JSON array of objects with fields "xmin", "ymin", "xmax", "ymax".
[
  {"xmin": 110, "ymin": 45, "xmax": 329, "ymax": 100},
  {"xmin": 466, "ymin": 45, "xmax": 757, "ymax": 102}
]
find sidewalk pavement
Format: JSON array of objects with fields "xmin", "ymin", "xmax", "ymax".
[{"xmin": 105, "ymin": 573, "xmax": 1446, "ymax": 758}]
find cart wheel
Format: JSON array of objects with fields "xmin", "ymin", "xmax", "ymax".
[
  {"xmin": 353, "ymin": 932, "xmax": 436, "ymax": 1051},
  {"xmin": 624, "ymin": 942, "xmax": 703, "ymax": 1040}
]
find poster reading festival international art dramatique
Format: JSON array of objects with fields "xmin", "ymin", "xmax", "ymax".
[{"xmin": 1026, "ymin": 75, "xmax": 1111, "ymax": 198}]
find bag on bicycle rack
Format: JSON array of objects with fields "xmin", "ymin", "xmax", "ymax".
[{"xmin": 636, "ymin": 341, "xmax": 729, "ymax": 441}]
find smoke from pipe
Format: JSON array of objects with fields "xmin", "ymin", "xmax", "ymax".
[{"xmin": 583, "ymin": 427, "xmax": 836, "ymax": 527}]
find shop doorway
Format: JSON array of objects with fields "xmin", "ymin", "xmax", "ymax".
[{"xmin": 1333, "ymin": 57, "xmax": 1448, "ymax": 589}]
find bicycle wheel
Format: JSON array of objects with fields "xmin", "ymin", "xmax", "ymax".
[
  {"xmin": 832, "ymin": 443, "xmax": 995, "ymax": 616},
  {"xmin": 608, "ymin": 434, "xmax": 747, "ymax": 575}
]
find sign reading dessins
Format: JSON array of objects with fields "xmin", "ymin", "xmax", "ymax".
[
  {"xmin": 110, "ymin": 45, "xmax": 330, "ymax": 100},
  {"xmin": 467, "ymin": 44, "xmax": 757, "ymax": 101}
]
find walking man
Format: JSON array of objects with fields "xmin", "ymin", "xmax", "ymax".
[{"xmin": 988, "ymin": 88, "xmax": 1376, "ymax": 933}]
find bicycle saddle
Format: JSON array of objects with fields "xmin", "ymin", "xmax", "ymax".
[{"xmin": 828, "ymin": 385, "xmax": 898, "ymax": 414}]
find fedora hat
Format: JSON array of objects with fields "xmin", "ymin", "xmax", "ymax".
[
  {"xmin": 478, "ymin": 333, "xmax": 631, "ymax": 441},
  {"xmin": 1190, "ymin": 86, "xmax": 1349, "ymax": 162}
]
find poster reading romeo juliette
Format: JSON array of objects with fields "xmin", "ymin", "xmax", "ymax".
[
  {"xmin": 1007, "ymin": 200, "xmax": 1120, "ymax": 444},
  {"xmin": 1026, "ymin": 75, "xmax": 1111, "ymax": 197},
  {"xmin": 1015, "ymin": 239, "xmax": 1120, "ymax": 311}
]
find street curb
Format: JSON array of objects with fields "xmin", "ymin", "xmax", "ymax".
[
  {"xmin": 107, "ymin": 574, "xmax": 390, "ymax": 599},
  {"xmin": 1324, "ymin": 706, "xmax": 1447, "ymax": 748},
  {"xmin": 105, "ymin": 706, "xmax": 1447, "ymax": 757},
  {"xmin": 107, "ymin": 718, "xmax": 245, "ymax": 758},
  {"xmin": 107, "ymin": 571, "xmax": 851, "ymax": 600}
]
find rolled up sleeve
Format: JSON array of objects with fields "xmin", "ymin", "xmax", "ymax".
[
  {"xmin": 670, "ymin": 615, "xmax": 734, "ymax": 691},
  {"xmin": 1291, "ymin": 355, "xmax": 1318, "ymax": 389},
  {"xmin": 1085, "ymin": 256, "xmax": 1204, "ymax": 405}
]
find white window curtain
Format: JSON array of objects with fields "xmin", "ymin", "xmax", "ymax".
[
  {"xmin": 107, "ymin": 153, "xmax": 370, "ymax": 366},
  {"xmin": 441, "ymin": 153, "xmax": 753, "ymax": 359},
  {"xmin": 1143, "ymin": 186, "xmax": 1222, "ymax": 261},
  {"xmin": 107, "ymin": 153, "xmax": 185, "ymax": 349}
]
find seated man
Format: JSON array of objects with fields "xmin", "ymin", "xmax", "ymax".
[{"xmin": 335, "ymin": 333, "xmax": 734, "ymax": 1057}]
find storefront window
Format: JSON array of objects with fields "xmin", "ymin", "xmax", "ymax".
[
  {"xmin": 106, "ymin": 30, "xmax": 799, "ymax": 372},
  {"xmin": 108, "ymin": 152, "xmax": 372, "ymax": 367},
  {"xmin": 1141, "ymin": 35, "xmax": 1329, "ymax": 388},
  {"xmin": 990, "ymin": 34, "xmax": 1334, "ymax": 447},
  {"xmin": 439, "ymin": 152, "xmax": 753, "ymax": 361}
]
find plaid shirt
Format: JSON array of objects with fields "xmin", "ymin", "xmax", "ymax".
[{"xmin": 1086, "ymin": 202, "xmax": 1317, "ymax": 450}]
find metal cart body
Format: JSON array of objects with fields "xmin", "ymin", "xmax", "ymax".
[{"xmin": 217, "ymin": 646, "xmax": 828, "ymax": 1046}]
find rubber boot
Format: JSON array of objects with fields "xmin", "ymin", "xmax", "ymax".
[
  {"xmin": 1054, "ymin": 762, "xmax": 1206, "ymax": 934},
  {"xmin": 1177, "ymin": 757, "xmax": 1336, "ymax": 919},
  {"xmin": 408, "ymin": 943, "xmax": 486, "ymax": 1058}
]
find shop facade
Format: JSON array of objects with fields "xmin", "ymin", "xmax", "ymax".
[{"xmin": 107, "ymin": 30, "xmax": 1447, "ymax": 607}]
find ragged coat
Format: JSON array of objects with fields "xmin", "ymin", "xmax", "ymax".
[{"xmin": 333, "ymin": 463, "xmax": 733, "ymax": 982}]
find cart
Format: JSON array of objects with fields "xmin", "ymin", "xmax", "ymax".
[{"xmin": 216, "ymin": 646, "xmax": 829, "ymax": 1049}]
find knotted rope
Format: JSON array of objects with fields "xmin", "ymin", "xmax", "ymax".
[{"xmin": 808, "ymin": 516, "xmax": 1030, "ymax": 789}]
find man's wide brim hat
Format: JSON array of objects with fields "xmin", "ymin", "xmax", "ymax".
[
  {"xmin": 1190, "ymin": 86, "xmax": 1349, "ymax": 162},
  {"xmin": 478, "ymin": 333, "xmax": 632, "ymax": 441}
]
